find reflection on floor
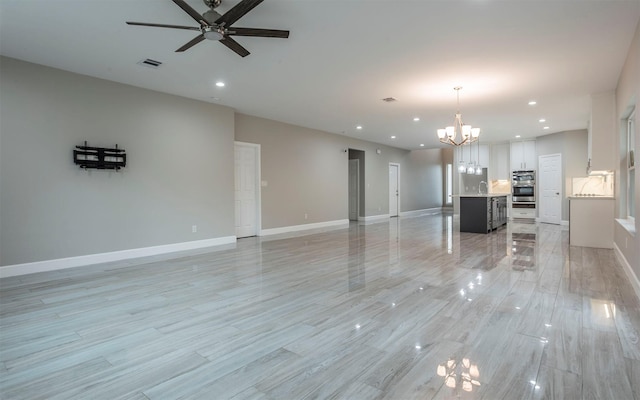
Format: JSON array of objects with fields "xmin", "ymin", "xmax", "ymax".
[{"xmin": 1, "ymin": 213, "xmax": 639, "ymax": 399}]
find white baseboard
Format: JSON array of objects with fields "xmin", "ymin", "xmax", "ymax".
[
  {"xmin": 0, "ymin": 236, "xmax": 237, "ymax": 279},
  {"xmin": 358, "ymin": 214, "xmax": 390, "ymax": 222},
  {"xmin": 399, "ymin": 208, "xmax": 443, "ymax": 217},
  {"xmin": 260, "ymin": 219, "xmax": 349, "ymax": 236},
  {"xmin": 614, "ymin": 242, "xmax": 640, "ymax": 302}
]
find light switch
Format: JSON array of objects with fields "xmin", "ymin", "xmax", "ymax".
[{"xmin": 261, "ymin": 180, "xmax": 268, "ymax": 187}]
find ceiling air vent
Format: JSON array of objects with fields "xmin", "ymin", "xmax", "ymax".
[
  {"xmin": 382, "ymin": 97, "xmax": 397, "ymax": 103},
  {"xmin": 137, "ymin": 58, "xmax": 163, "ymax": 69}
]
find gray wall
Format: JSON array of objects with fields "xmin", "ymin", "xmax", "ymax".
[
  {"xmin": 235, "ymin": 113, "xmax": 445, "ymax": 228},
  {"xmin": 0, "ymin": 57, "xmax": 235, "ymax": 266},
  {"xmin": 614, "ymin": 19, "xmax": 639, "ymax": 276},
  {"xmin": 536, "ymin": 129, "xmax": 588, "ymax": 222},
  {"xmin": 402, "ymin": 149, "xmax": 444, "ymax": 212},
  {"xmin": 0, "ymin": 57, "xmax": 446, "ymax": 267}
]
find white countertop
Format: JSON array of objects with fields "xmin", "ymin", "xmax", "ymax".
[
  {"xmin": 455, "ymin": 193, "xmax": 510, "ymax": 198},
  {"xmin": 568, "ymin": 196, "xmax": 614, "ymax": 200}
]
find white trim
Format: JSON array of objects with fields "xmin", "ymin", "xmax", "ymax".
[
  {"xmin": 358, "ymin": 214, "xmax": 390, "ymax": 222},
  {"xmin": 260, "ymin": 219, "xmax": 348, "ymax": 236},
  {"xmin": 0, "ymin": 236, "xmax": 237, "ymax": 279},
  {"xmin": 400, "ymin": 208, "xmax": 443, "ymax": 217},
  {"xmin": 614, "ymin": 242, "xmax": 640, "ymax": 302}
]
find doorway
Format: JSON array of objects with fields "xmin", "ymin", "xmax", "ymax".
[
  {"xmin": 349, "ymin": 159, "xmax": 359, "ymax": 221},
  {"xmin": 389, "ymin": 163, "xmax": 400, "ymax": 217},
  {"xmin": 539, "ymin": 153, "xmax": 562, "ymax": 225},
  {"xmin": 234, "ymin": 142, "xmax": 261, "ymax": 238},
  {"xmin": 348, "ymin": 149, "xmax": 365, "ymax": 221}
]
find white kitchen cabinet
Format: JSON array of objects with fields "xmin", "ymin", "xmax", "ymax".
[
  {"xmin": 511, "ymin": 140, "xmax": 537, "ymax": 171},
  {"xmin": 478, "ymin": 144, "xmax": 490, "ymax": 169},
  {"xmin": 490, "ymin": 143, "xmax": 510, "ymax": 181},
  {"xmin": 588, "ymin": 91, "xmax": 616, "ymax": 171}
]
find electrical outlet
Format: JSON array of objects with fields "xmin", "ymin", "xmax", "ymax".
[
  {"xmin": 304, "ymin": 213, "xmax": 308, "ymax": 220},
  {"xmin": 192, "ymin": 225, "xmax": 197, "ymax": 233}
]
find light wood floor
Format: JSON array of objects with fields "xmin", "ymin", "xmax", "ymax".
[{"xmin": 1, "ymin": 213, "xmax": 639, "ymax": 400}]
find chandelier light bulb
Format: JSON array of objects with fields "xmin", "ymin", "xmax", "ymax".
[
  {"xmin": 446, "ymin": 126, "xmax": 455, "ymax": 138},
  {"xmin": 462, "ymin": 125, "xmax": 471, "ymax": 138},
  {"xmin": 471, "ymin": 128, "xmax": 480, "ymax": 138}
]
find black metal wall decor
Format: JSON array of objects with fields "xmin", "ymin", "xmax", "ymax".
[{"xmin": 73, "ymin": 141, "xmax": 126, "ymax": 170}]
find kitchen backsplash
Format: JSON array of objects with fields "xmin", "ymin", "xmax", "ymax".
[
  {"xmin": 572, "ymin": 173, "xmax": 614, "ymax": 197},
  {"xmin": 461, "ymin": 169, "xmax": 488, "ymax": 193},
  {"xmin": 490, "ymin": 180, "xmax": 511, "ymax": 194}
]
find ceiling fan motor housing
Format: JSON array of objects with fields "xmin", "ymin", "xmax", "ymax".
[
  {"xmin": 203, "ymin": 9, "xmax": 222, "ymax": 25},
  {"xmin": 203, "ymin": 0, "xmax": 222, "ymax": 9}
]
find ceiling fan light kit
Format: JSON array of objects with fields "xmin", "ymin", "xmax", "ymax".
[{"xmin": 126, "ymin": 0, "xmax": 290, "ymax": 57}]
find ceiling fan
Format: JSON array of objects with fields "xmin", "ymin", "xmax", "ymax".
[{"xmin": 126, "ymin": 0, "xmax": 289, "ymax": 57}]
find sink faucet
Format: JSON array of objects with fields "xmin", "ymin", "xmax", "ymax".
[{"xmin": 479, "ymin": 181, "xmax": 488, "ymax": 195}]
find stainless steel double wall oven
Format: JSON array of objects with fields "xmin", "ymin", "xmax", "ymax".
[{"xmin": 512, "ymin": 170, "xmax": 535, "ymax": 203}]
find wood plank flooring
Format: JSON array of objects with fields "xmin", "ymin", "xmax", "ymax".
[{"xmin": 1, "ymin": 213, "xmax": 639, "ymax": 399}]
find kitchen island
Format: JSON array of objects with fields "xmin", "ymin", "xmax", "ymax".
[
  {"xmin": 458, "ymin": 194, "xmax": 509, "ymax": 233},
  {"xmin": 568, "ymin": 196, "xmax": 614, "ymax": 248}
]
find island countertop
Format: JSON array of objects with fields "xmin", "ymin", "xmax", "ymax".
[{"xmin": 454, "ymin": 193, "xmax": 510, "ymax": 198}]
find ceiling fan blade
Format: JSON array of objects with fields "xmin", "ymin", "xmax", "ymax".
[
  {"xmin": 172, "ymin": 0, "xmax": 208, "ymax": 26},
  {"xmin": 126, "ymin": 21, "xmax": 200, "ymax": 31},
  {"xmin": 227, "ymin": 27, "xmax": 289, "ymax": 38},
  {"xmin": 215, "ymin": 0, "xmax": 264, "ymax": 27},
  {"xmin": 176, "ymin": 34, "xmax": 205, "ymax": 52},
  {"xmin": 220, "ymin": 36, "xmax": 250, "ymax": 57}
]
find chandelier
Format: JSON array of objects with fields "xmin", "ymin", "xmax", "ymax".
[{"xmin": 437, "ymin": 87, "xmax": 480, "ymax": 146}]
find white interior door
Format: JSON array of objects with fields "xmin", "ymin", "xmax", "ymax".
[
  {"xmin": 389, "ymin": 163, "xmax": 400, "ymax": 217},
  {"xmin": 539, "ymin": 153, "xmax": 562, "ymax": 225},
  {"xmin": 349, "ymin": 159, "xmax": 359, "ymax": 221},
  {"xmin": 235, "ymin": 142, "xmax": 260, "ymax": 238}
]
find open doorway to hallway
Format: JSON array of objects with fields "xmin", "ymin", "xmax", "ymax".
[{"xmin": 348, "ymin": 149, "xmax": 365, "ymax": 221}]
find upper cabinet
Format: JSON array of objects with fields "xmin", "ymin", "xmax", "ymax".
[
  {"xmin": 478, "ymin": 144, "xmax": 490, "ymax": 169},
  {"xmin": 588, "ymin": 91, "xmax": 616, "ymax": 172},
  {"xmin": 511, "ymin": 140, "xmax": 537, "ymax": 171},
  {"xmin": 490, "ymin": 143, "xmax": 510, "ymax": 180}
]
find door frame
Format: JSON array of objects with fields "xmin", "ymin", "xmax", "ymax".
[
  {"xmin": 234, "ymin": 141, "xmax": 262, "ymax": 237},
  {"xmin": 389, "ymin": 162, "xmax": 401, "ymax": 217},
  {"xmin": 538, "ymin": 153, "xmax": 562, "ymax": 225},
  {"xmin": 348, "ymin": 159, "xmax": 360, "ymax": 221}
]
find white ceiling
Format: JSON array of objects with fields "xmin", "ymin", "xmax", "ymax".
[{"xmin": 1, "ymin": 0, "xmax": 639, "ymax": 150}]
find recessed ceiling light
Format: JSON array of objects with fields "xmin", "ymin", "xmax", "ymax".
[
  {"xmin": 356, "ymin": 125, "xmax": 363, "ymax": 130},
  {"xmin": 539, "ymin": 118, "xmax": 546, "ymax": 123},
  {"xmin": 528, "ymin": 101, "xmax": 537, "ymax": 105},
  {"xmin": 391, "ymin": 136, "xmax": 396, "ymax": 139},
  {"xmin": 543, "ymin": 126, "xmax": 550, "ymax": 130},
  {"xmin": 420, "ymin": 144, "xmax": 425, "ymax": 147},
  {"xmin": 413, "ymin": 117, "xmax": 420, "ymax": 122},
  {"xmin": 215, "ymin": 81, "xmax": 225, "ymax": 87},
  {"xmin": 515, "ymin": 135, "xmax": 521, "ymax": 138}
]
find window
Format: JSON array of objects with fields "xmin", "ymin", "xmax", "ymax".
[
  {"xmin": 626, "ymin": 108, "xmax": 635, "ymax": 220},
  {"xmin": 446, "ymin": 163, "xmax": 453, "ymax": 205}
]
